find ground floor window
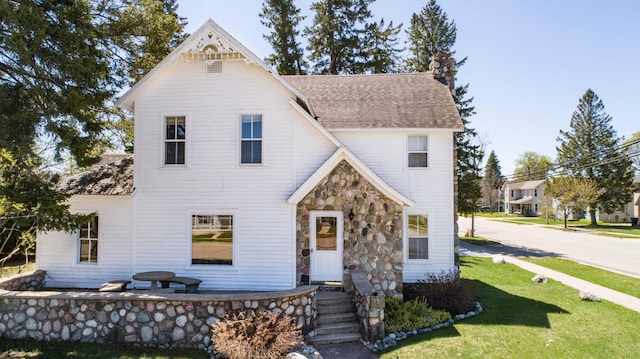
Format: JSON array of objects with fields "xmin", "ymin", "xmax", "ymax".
[
  {"xmin": 192, "ymin": 214, "xmax": 233, "ymax": 265},
  {"xmin": 408, "ymin": 214, "xmax": 428, "ymax": 260},
  {"xmin": 79, "ymin": 216, "xmax": 98, "ymax": 263}
]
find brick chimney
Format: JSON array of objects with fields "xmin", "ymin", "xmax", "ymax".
[{"xmin": 430, "ymin": 52, "xmax": 455, "ymax": 94}]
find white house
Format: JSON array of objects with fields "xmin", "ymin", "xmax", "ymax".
[
  {"xmin": 36, "ymin": 20, "xmax": 463, "ymax": 298},
  {"xmin": 504, "ymin": 180, "xmax": 546, "ymax": 216}
]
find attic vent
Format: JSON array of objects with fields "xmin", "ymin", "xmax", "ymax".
[{"xmin": 206, "ymin": 61, "xmax": 222, "ymax": 73}]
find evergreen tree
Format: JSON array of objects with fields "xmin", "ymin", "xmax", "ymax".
[
  {"xmin": 406, "ymin": 1, "xmax": 482, "ymax": 217},
  {"xmin": 405, "ymin": 0, "xmax": 459, "ymax": 72},
  {"xmin": 556, "ymin": 89, "xmax": 635, "ymax": 225},
  {"xmin": 624, "ymin": 131, "xmax": 640, "ymax": 172},
  {"xmin": 305, "ymin": 0, "xmax": 374, "ymax": 74},
  {"xmin": 482, "ymin": 150, "xmax": 505, "ymax": 210},
  {"xmin": 513, "ymin": 151, "xmax": 553, "ymax": 181},
  {"xmin": 361, "ymin": 19, "xmax": 403, "ymax": 73},
  {"xmin": 0, "ymin": 0, "xmax": 186, "ymax": 261},
  {"xmin": 260, "ymin": 0, "xmax": 307, "ymax": 75}
]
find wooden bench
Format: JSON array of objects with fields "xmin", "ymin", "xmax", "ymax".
[
  {"xmin": 160, "ymin": 277, "xmax": 202, "ymax": 293},
  {"xmin": 99, "ymin": 280, "xmax": 131, "ymax": 292}
]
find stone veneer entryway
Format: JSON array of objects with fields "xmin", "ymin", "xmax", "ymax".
[{"xmin": 295, "ymin": 160, "xmax": 404, "ymax": 299}]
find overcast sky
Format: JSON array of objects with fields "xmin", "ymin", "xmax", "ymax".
[{"xmin": 175, "ymin": 0, "xmax": 638, "ymax": 176}]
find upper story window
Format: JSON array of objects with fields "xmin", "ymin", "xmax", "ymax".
[
  {"xmin": 534, "ymin": 188, "xmax": 538, "ymax": 197},
  {"xmin": 241, "ymin": 115, "xmax": 262, "ymax": 164},
  {"xmin": 165, "ymin": 116, "xmax": 185, "ymax": 165},
  {"xmin": 78, "ymin": 216, "xmax": 98, "ymax": 264},
  {"xmin": 407, "ymin": 135, "xmax": 428, "ymax": 168},
  {"xmin": 408, "ymin": 214, "xmax": 428, "ymax": 260}
]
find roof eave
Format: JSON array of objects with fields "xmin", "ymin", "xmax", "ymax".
[{"xmin": 287, "ymin": 146, "xmax": 415, "ymax": 207}]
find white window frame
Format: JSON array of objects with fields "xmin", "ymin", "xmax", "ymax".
[
  {"xmin": 239, "ymin": 114, "xmax": 263, "ymax": 166},
  {"xmin": 78, "ymin": 216, "xmax": 99, "ymax": 265},
  {"xmin": 406, "ymin": 213, "xmax": 429, "ymax": 261},
  {"xmin": 163, "ymin": 115, "xmax": 188, "ymax": 166},
  {"xmin": 407, "ymin": 135, "xmax": 428, "ymax": 169},
  {"xmin": 189, "ymin": 213, "xmax": 236, "ymax": 267}
]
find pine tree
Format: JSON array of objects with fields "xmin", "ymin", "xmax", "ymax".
[
  {"xmin": 260, "ymin": 0, "xmax": 307, "ymax": 75},
  {"xmin": 556, "ymin": 89, "xmax": 635, "ymax": 225},
  {"xmin": 0, "ymin": 0, "xmax": 186, "ymax": 261},
  {"xmin": 305, "ymin": 0, "xmax": 374, "ymax": 74},
  {"xmin": 361, "ymin": 19, "xmax": 403, "ymax": 73},
  {"xmin": 513, "ymin": 151, "xmax": 553, "ymax": 181},
  {"xmin": 405, "ymin": 0, "xmax": 459, "ymax": 72},
  {"xmin": 482, "ymin": 151, "xmax": 505, "ymax": 210}
]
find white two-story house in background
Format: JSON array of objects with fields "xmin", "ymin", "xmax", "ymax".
[
  {"xmin": 504, "ymin": 180, "xmax": 546, "ymax": 216},
  {"xmin": 37, "ymin": 19, "xmax": 464, "ymax": 299}
]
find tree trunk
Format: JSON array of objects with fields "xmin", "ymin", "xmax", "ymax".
[
  {"xmin": 563, "ymin": 208, "xmax": 568, "ymax": 229},
  {"xmin": 471, "ymin": 212, "xmax": 475, "ymax": 237},
  {"xmin": 589, "ymin": 204, "xmax": 597, "ymax": 225}
]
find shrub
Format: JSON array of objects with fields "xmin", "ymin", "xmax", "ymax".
[
  {"xmin": 211, "ymin": 311, "xmax": 303, "ymax": 359},
  {"xmin": 384, "ymin": 297, "xmax": 451, "ymax": 334},
  {"xmin": 404, "ymin": 271, "xmax": 479, "ymax": 315}
]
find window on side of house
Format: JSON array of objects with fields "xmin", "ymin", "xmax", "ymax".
[
  {"xmin": 165, "ymin": 116, "xmax": 186, "ymax": 165},
  {"xmin": 240, "ymin": 115, "xmax": 262, "ymax": 164},
  {"xmin": 534, "ymin": 188, "xmax": 538, "ymax": 197},
  {"xmin": 78, "ymin": 216, "xmax": 98, "ymax": 264},
  {"xmin": 192, "ymin": 215, "xmax": 233, "ymax": 265},
  {"xmin": 407, "ymin": 135, "xmax": 428, "ymax": 168},
  {"xmin": 408, "ymin": 214, "xmax": 428, "ymax": 260}
]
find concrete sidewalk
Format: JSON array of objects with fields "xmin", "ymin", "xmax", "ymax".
[{"xmin": 460, "ymin": 242, "xmax": 640, "ymax": 313}]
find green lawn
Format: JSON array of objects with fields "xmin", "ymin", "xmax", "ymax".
[
  {"xmin": 459, "ymin": 236, "xmax": 499, "ymax": 246},
  {"xmin": 379, "ymin": 257, "xmax": 640, "ymax": 358},
  {"xmin": 520, "ymin": 257, "xmax": 640, "ymax": 298},
  {"xmin": 498, "ymin": 218, "xmax": 640, "ymax": 238}
]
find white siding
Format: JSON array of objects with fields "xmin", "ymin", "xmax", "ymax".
[
  {"xmin": 36, "ymin": 196, "xmax": 133, "ymax": 288},
  {"xmin": 332, "ymin": 130, "xmax": 456, "ymax": 281},
  {"xmin": 131, "ymin": 60, "xmax": 336, "ymax": 290}
]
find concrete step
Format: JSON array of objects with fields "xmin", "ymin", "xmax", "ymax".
[
  {"xmin": 315, "ymin": 321, "xmax": 361, "ymax": 336},
  {"xmin": 308, "ymin": 332, "xmax": 362, "ymax": 345},
  {"xmin": 318, "ymin": 303, "xmax": 354, "ymax": 315},
  {"xmin": 316, "ymin": 291, "xmax": 352, "ymax": 306},
  {"xmin": 317, "ymin": 312, "xmax": 356, "ymax": 325}
]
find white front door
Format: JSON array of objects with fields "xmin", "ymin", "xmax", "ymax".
[{"xmin": 310, "ymin": 211, "xmax": 343, "ymax": 283}]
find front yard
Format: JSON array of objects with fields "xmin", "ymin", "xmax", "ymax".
[
  {"xmin": 497, "ymin": 218, "xmax": 640, "ymax": 238},
  {"xmin": 2, "ymin": 258, "xmax": 640, "ymax": 358},
  {"xmin": 380, "ymin": 257, "xmax": 640, "ymax": 358}
]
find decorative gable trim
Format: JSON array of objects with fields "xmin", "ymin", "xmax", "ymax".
[
  {"xmin": 287, "ymin": 146, "xmax": 415, "ymax": 207},
  {"xmin": 116, "ymin": 19, "xmax": 313, "ymax": 117}
]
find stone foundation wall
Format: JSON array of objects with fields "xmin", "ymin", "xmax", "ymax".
[
  {"xmin": 0, "ymin": 285, "xmax": 317, "ymax": 350},
  {"xmin": 296, "ymin": 160, "xmax": 404, "ymax": 298},
  {"xmin": 0, "ymin": 270, "xmax": 46, "ymax": 291}
]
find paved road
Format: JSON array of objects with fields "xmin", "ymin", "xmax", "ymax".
[{"xmin": 458, "ymin": 216, "xmax": 640, "ymax": 278}]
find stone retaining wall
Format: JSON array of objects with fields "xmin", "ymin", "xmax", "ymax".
[
  {"xmin": 0, "ymin": 273, "xmax": 317, "ymax": 350},
  {"xmin": 0, "ymin": 270, "xmax": 46, "ymax": 291}
]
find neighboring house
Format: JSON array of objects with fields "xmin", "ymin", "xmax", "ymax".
[
  {"xmin": 504, "ymin": 180, "xmax": 546, "ymax": 216},
  {"xmin": 599, "ymin": 174, "xmax": 640, "ymax": 223},
  {"xmin": 36, "ymin": 20, "xmax": 463, "ymax": 298}
]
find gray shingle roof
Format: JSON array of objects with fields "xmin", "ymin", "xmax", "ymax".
[
  {"xmin": 55, "ymin": 154, "xmax": 134, "ymax": 195},
  {"xmin": 283, "ymin": 72, "xmax": 464, "ymax": 130}
]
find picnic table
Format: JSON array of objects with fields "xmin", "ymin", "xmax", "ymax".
[{"xmin": 132, "ymin": 271, "xmax": 175, "ymax": 290}]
